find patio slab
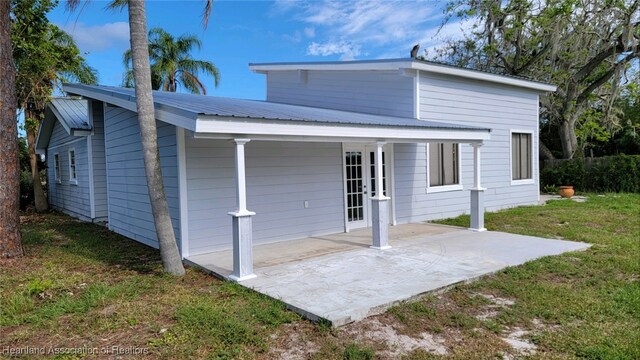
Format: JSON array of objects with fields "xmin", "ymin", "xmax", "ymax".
[{"xmin": 187, "ymin": 225, "xmax": 590, "ymax": 327}]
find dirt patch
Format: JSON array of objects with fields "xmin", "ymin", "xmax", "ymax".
[
  {"xmin": 502, "ymin": 327, "xmax": 537, "ymax": 358},
  {"xmin": 269, "ymin": 322, "xmax": 321, "ymax": 360},
  {"xmin": 473, "ymin": 293, "xmax": 515, "ymax": 321},
  {"xmin": 344, "ymin": 318, "xmax": 448, "ymax": 358},
  {"xmin": 475, "ymin": 293, "xmax": 515, "ymax": 307}
]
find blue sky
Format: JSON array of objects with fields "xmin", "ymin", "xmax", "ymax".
[{"xmin": 48, "ymin": 0, "xmax": 471, "ymax": 100}]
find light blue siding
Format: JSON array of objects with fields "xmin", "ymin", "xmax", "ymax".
[
  {"xmin": 47, "ymin": 120, "xmax": 91, "ymax": 220},
  {"xmin": 103, "ymin": 105, "xmax": 181, "ymax": 250},
  {"xmin": 266, "ymin": 70, "xmax": 414, "ymax": 117},
  {"xmin": 186, "ymin": 138, "xmax": 344, "ymax": 255},
  {"xmin": 392, "ymin": 72, "xmax": 540, "ymax": 224},
  {"xmin": 89, "ymin": 101, "xmax": 108, "ymax": 220},
  {"xmin": 264, "ymin": 69, "xmax": 541, "ymax": 226}
]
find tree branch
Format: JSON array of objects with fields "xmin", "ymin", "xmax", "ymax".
[
  {"xmin": 573, "ymin": 21, "xmax": 639, "ymax": 83},
  {"xmin": 539, "ymin": 140, "xmax": 556, "ymax": 160},
  {"xmin": 576, "ymin": 51, "xmax": 639, "ymax": 105}
]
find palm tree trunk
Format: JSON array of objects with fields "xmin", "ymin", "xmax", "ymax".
[
  {"xmin": 25, "ymin": 108, "xmax": 48, "ymax": 212},
  {"xmin": 128, "ymin": 0, "xmax": 184, "ymax": 275},
  {"xmin": 0, "ymin": 0, "xmax": 23, "ymax": 258}
]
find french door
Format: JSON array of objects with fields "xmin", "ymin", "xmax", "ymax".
[{"xmin": 343, "ymin": 145, "xmax": 389, "ymax": 230}]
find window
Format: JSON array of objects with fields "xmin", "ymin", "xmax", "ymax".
[
  {"xmin": 511, "ymin": 132, "xmax": 532, "ymax": 181},
  {"xmin": 428, "ymin": 143, "xmax": 460, "ymax": 190},
  {"xmin": 53, "ymin": 154, "xmax": 61, "ymax": 183},
  {"xmin": 68, "ymin": 149, "xmax": 77, "ymax": 184}
]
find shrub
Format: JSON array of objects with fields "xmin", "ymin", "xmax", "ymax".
[
  {"xmin": 541, "ymin": 155, "xmax": 640, "ymax": 193},
  {"xmin": 20, "ymin": 169, "xmax": 34, "ymax": 210}
]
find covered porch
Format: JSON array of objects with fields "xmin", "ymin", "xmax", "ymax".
[
  {"xmin": 192, "ymin": 122, "xmax": 491, "ymax": 282},
  {"xmin": 186, "ymin": 222, "xmax": 590, "ymax": 326}
]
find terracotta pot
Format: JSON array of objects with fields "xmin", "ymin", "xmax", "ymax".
[{"xmin": 558, "ymin": 186, "xmax": 575, "ymax": 198}]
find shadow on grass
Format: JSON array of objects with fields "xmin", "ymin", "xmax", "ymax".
[{"xmin": 21, "ymin": 211, "xmax": 164, "ymax": 274}]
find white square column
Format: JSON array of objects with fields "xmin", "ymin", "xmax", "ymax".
[
  {"xmin": 470, "ymin": 143, "xmax": 487, "ymax": 232},
  {"xmin": 228, "ymin": 139, "xmax": 257, "ymax": 281},
  {"xmin": 371, "ymin": 142, "xmax": 391, "ymax": 250}
]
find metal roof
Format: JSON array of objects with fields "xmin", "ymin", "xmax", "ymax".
[
  {"xmin": 249, "ymin": 58, "xmax": 556, "ymax": 93},
  {"xmin": 49, "ymin": 97, "xmax": 90, "ymax": 130},
  {"xmin": 251, "ymin": 58, "xmax": 550, "ymax": 86},
  {"xmin": 64, "ymin": 84, "xmax": 489, "ymax": 132}
]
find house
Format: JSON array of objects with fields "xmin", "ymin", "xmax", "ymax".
[{"xmin": 36, "ymin": 58, "xmax": 556, "ymax": 281}]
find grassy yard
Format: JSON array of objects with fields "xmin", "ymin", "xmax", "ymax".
[{"xmin": 1, "ymin": 194, "xmax": 638, "ymax": 359}]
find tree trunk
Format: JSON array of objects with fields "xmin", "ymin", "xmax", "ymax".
[
  {"xmin": 128, "ymin": 0, "xmax": 184, "ymax": 275},
  {"xmin": 558, "ymin": 120, "xmax": 578, "ymax": 159},
  {"xmin": 539, "ymin": 140, "xmax": 556, "ymax": 160},
  {"xmin": 25, "ymin": 109, "xmax": 48, "ymax": 212},
  {"xmin": 0, "ymin": 1, "xmax": 23, "ymax": 258}
]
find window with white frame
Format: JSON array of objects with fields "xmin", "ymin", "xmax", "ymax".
[
  {"xmin": 511, "ymin": 132, "xmax": 532, "ymax": 180},
  {"xmin": 428, "ymin": 143, "xmax": 460, "ymax": 187},
  {"xmin": 53, "ymin": 153, "xmax": 61, "ymax": 183},
  {"xmin": 68, "ymin": 149, "xmax": 77, "ymax": 184}
]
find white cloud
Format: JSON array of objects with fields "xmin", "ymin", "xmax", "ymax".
[
  {"xmin": 58, "ymin": 21, "xmax": 130, "ymax": 53},
  {"xmin": 307, "ymin": 41, "xmax": 361, "ymax": 60},
  {"xmin": 274, "ymin": 0, "xmax": 471, "ymax": 60},
  {"xmin": 303, "ymin": 27, "xmax": 315, "ymax": 38}
]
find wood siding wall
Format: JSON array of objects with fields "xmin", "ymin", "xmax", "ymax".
[
  {"xmin": 46, "ymin": 120, "xmax": 91, "ymax": 220},
  {"xmin": 265, "ymin": 70, "xmax": 414, "ymax": 117},
  {"xmin": 103, "ymin": 105, "xmax": 181, "ymax": 250},
  {"xmin": 185, "ymin": 138, "xmax": 344, "ymax": 255}
]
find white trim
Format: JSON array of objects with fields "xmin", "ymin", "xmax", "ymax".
[
  {"xmin": 196, "ymin": 117, "xmax": 490, "ymax": 142},
  {"xmin": 87, "ymin": 101, "xmax": 95, "ymax": 219},
  {"xmin": 176, "ymin": 127, "xmax": 190, "ymax": 258},
  {"xmin": 249, "ymin": 59, "xmax": 557, "ymax": 93},
  {"xmin": 371, "ymin": 142, "xmax": 390, "ymax": 201},
  {"xmin": 536, "ymin": 97, "xmax": 541, "ymax": 203},
  {"xmin": 388, "ymin": 145, "xmax": 397, "ymax": 226},
  {"xmin": 425, "ymin": 142, "xmax": 463, "ymax": 192},
  {"xmin": 427, "ymin": 184, "xmax": 464, "ymax": 194},
  {"xmin": 341, "ymin": 143, "xmax": 349, "ymax": 232},
  {"xmin": 46, "ymin": 137, "xmax": 85, "ymax": 151},
  {"xmin": 471, "ymin": 143, "xmax": 486, "ymax": 191},
  {"xmin": 342, "ymin": 144, "xmax": 369, "ymax": 231},
  {"xmin": 509, "ymin": 129, "xmax": 535, "ymax": 185},
  {"xmin": 414, "ymin": 69, "xmax": 420, "ymax": 119},
  {"xmin": 103, "ymin": 103, "xmax": 112, "ymax": 230},
  {"xmin": 53, "ymin": 153, "xmax": 61, "ymax": 183},
  {"xmin": 87, "ymin": 131, "xmax": 96, "ymax": 219},
  {"xmin": 68, "ymin": 148, "xmax": 78, "ymax": 185},
  {"xmin": 231, "ymin": 139, "xmax": 251, "ymax": 214}
]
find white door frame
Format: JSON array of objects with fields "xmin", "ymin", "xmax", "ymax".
[{"xmin": 342, "ymin": 143, "xmax": 393, "ymax": 231}]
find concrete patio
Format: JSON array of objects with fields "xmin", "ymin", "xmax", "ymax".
[{"xmin": 186, "ymin": 223, "xmax": 590, "ymax": 326}]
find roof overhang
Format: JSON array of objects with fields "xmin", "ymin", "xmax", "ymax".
[
  {"xmin": 249, "ymin": 59, "xmax": 557, "ymax": 93},
  {"xmin": 62, "ymin": 83, "xmax": 491, "ymax": 144},
  {"xmin": 35, "ymin": 101, "xmax": 92, "ymax": 155},
  {"xmin": 63, "ymin": 83, "xmax": 198, "ymax": 131},
  {"xmin": 194, "ymin": 116, "xmax": 490, "ymax": 144}
]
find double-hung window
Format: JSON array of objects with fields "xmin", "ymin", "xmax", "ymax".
[
  {"xmin": 68, "ymin": 149, "xmax": 77, "ymax": 184},
  {"xmin": 53, "ymin": 153, "xmax": 61, "ymax": 183},
  {"xmin": 427, "ymin": 142, "xmax": 461, "ymax": 192},
  {"xmin": 511, "ymin": 132, "xmax": 533, "ymax": 183}
]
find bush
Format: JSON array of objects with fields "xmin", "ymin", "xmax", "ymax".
[
  {"xmin": 20, "ymin": 170, "xmax": 34, "ymax": 210},
  {"xmin": 541, "ymin": 155, "xmax": 640, "ymax": 193}
]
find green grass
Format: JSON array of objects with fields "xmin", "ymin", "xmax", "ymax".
[{"xmin": 1, "ymin": 194, "xmax": 638, "ymax": 359}]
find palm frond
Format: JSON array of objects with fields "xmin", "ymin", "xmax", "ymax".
[{"xmin": 202, "ymin": 0, "xmax": 213, "ymax": 29}]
